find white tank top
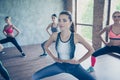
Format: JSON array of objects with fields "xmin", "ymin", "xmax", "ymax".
[{"xmin": 56, "ymin": 32, "xmax": 75, "ymax": 60}]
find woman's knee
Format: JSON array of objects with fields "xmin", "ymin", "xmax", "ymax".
[
  {"xmin": 92, "ymin": 49, "xmax": 102, "ymax": 57},
  {"xmin": 92, "ymin": 52, "xmax": 97, "ymax": 57}
]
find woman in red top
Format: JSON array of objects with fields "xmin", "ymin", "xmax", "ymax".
[{"xmin": 0, "ymin": 16, "xmax": 26, "ymax": 57}]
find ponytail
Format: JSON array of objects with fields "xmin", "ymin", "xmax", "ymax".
[{"xmin": 70, "ymin": 22, "xmax": 75, "ymax": 33}]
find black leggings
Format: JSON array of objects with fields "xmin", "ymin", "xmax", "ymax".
[
  {"xmin": 41, "ymin": 40, "xmax": 47, "ymax": 54},
  {"xmin": 92, "ymin": 46, "xmax": 120, "ymax": 57},
  {"xmin": 0, "ymin": 61, "xmax": 10, "ymax": 80},
  {"xmin": 0, "ymin": 37, "xmax": 23, "ymax": 53},
  {"xmin": 32, "ymin": 62, "xmax": 95, "ymax": 80}
]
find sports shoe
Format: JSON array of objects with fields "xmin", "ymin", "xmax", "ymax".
[
  {"xmin": 87, "ymin": 66, "xmax": 95, "ymax": 73},
  {"xmin": 1, "ymin": 51, "xmax": 6, "ymax": 54},
  {"xmin": 21, "ymin": 52, "xmax": 26, "ymax": 57},
  {"xmin": 40, "ymin": 53, "xmax": 47, "ymax": 57}
]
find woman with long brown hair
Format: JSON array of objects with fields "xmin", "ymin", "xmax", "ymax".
[{"xmin": 32, "ymin": 11, "xmax": 95, "ymax": 80}]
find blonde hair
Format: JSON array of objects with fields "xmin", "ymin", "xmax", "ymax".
[{"xmin": 112, "ymin": 11, "xmax": 120, "ymax": 17}]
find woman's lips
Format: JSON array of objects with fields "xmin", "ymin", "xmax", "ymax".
[{"xmin": 59, "ymin": 26, "xmax": 64, "ymax": 28}]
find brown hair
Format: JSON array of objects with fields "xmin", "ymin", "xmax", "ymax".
[{"xmin": 59, "ymin": 11, "xmax": 75, "ymax": 33}]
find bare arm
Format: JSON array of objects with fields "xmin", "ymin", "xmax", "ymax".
[
  {"xmin": 3, "ymin": 27, "xmax": 7, "ymax": 36},
  {"xmin": 76, "ymin": 34, "xmax": 94, "ymax": 63},
  {"xmin": 63, "ymin": 34, "xmax": 94, "ymax": 64},
  {"xmin": 99, "ymin": 26, "xmax": 109, "ymax": 45},
  {"xmin": 12, "ymin": 25, "xmax": 20, "ymax": 37},
  {"xmin": 45, "ymin": 33, "xmax": 62, "ymax": 63},
  {"xmin": 46, "ymin": 24, "xmax": 52, "ymax": 36}
]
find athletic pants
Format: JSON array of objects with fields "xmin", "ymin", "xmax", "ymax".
[
  {"xmin": 91, "ymin": 46, "xmax": 120, "ymax": 67},
  {"xmin": 0, "ymin": 37, "xmax": 23, "ymax": 53},
  {"xmin": 32, "ymin": 62, "xmax": 95, "ymax": 80},
  {"xmin": 0, "ymin": 61, "xmax": 10, "ymax": 80},
  {"xmin": 41, "ymin": 40, "xmax": 47, "ymax": 54}
]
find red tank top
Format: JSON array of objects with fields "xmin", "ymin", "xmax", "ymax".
[{"xmin": 4, "ymin": 25, "xmax": 14, "ymax": 34}]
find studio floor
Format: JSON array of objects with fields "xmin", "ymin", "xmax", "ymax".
[{"xmin": 0, "ymin": 43, "xmax": 120, "ymax": 80}]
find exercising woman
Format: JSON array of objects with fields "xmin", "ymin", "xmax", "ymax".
[
  {"xmin": 0, "ymin": 44, "xmax": 11, "ymax": 80},
  {"xmin": 40, "ymin": 14, "xmax": 58, "ymax": 57},
  {"xmin": 32, "ymin": 11, "xmax": 95, "ymax": 80},
  {"xmin": 0, "ymin": 16, "xmax": 26, "ymax": 57},
  {"xmin": 87, "ymin": 11, "xmax": 120, "ymax": 72}
]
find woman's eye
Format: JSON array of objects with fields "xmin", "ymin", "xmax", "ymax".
[
  {"xmin": 58, "ymin": 19, "xmax": 61, "ymax": 22},
  {"xmin": 63, "ymin": 19, "xmax": 67, "ymax": 22}
]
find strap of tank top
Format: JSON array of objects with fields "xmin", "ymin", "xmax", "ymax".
[
  {"xmin": 70, "ymin": 33, "xmax": 74, "ymax": 43},
  {"xmin": 70, "ymin": 33, "xmax": 75, "ymax": 59},
  {"xmin": 56, "ymin": 32, "xmax": 61, "ymax": 43},
  {"xmin": 110, "ymin": 25, "xmax": 113, "ymax": 30},
  {"xmin": 106, "ymin": 25, "xmax": 112, "ymax": 34},
  {"xmin": 5, "ymin": 25, "xmax": 12, "ymax": 31},
  {"xmin": 8, "ymin": 25, "xmax": 13, "ymax": 29},
  {"xmin": 55, "ymin": 32, "xmax": 61, "ymax": 58}
]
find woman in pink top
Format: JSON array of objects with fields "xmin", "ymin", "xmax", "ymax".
[
  {"xmin": 87, "ymin": 11, "xmax": 120, "ymax": 72},
  {"xmin": 0, "ymin": 16, "xmax": 26, "ymax": 57}
]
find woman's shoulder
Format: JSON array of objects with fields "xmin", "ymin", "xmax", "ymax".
[
  {"xmin": 4, "ymin": 25, "xmax": 8, "ymax": 29},
  {"xmin": 105, "ymin": 24, "xmax": 113, "ymax": 31},
  {"xmin": 4, "ymin": 25, "xmax": 7, "ymax": 28},
  {"xmin": 74, "ymin": 33, "xmax": 83, "ymax": 40},
  {"xmin": 74, "ymin": 33, "xmax": 86, "ymax": 43},
  {"xmin": 107, "ymin": 24, "xmax": 113, "ymax": 28},
  {"xmin": 74, "ymin": 33, "xmax": 80, "ymax": 37}
]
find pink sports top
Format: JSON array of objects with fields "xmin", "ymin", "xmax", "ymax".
[
  {"xmin": 109, "ymin": 26, "xmax": 120, "ymax": 40},
  {"xmin": 4, "ymin": 25, "xmax": 14, "ymax": 34}
]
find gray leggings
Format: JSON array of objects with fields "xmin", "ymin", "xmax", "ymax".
[{"xmin": 32, "ymin": 62, "xmax": 95, "ymax": 80}]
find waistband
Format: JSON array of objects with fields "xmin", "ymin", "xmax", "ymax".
[
  {"xmin": 56, "ymin": 62, "xmax": 79, "ymax": 66},
  {"xmin": 109, "ymin": 38, "xmax": 120, "ymax": 40},
  {"xmin": 106, "ymin": 46, "xmax": 120, "ymax": 47}
]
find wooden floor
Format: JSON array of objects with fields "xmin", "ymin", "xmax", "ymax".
[{"xmin": 0, "ymin": 44, "xmax": 120, "ymax": 80}]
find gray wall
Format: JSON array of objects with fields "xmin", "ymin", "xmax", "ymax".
[{"xmin": 0, "ymin": 0, "xmax": 64, "ymax": 47}]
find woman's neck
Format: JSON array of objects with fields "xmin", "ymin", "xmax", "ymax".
[
  {"xmin": 61, "ymin": 29, "xmax": 71, "ymax": 37},
  {"xmin": 53, "ymin": 21, "xmax": 57, "ymax": 25},
  {"xmin": 7, "ymin": 22, "xmax": 12, "ymax": 26}
]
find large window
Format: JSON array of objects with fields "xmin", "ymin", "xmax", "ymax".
[{"xmin": 75, "ymin": 0, "xmax": 93, "ymax": 41}]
